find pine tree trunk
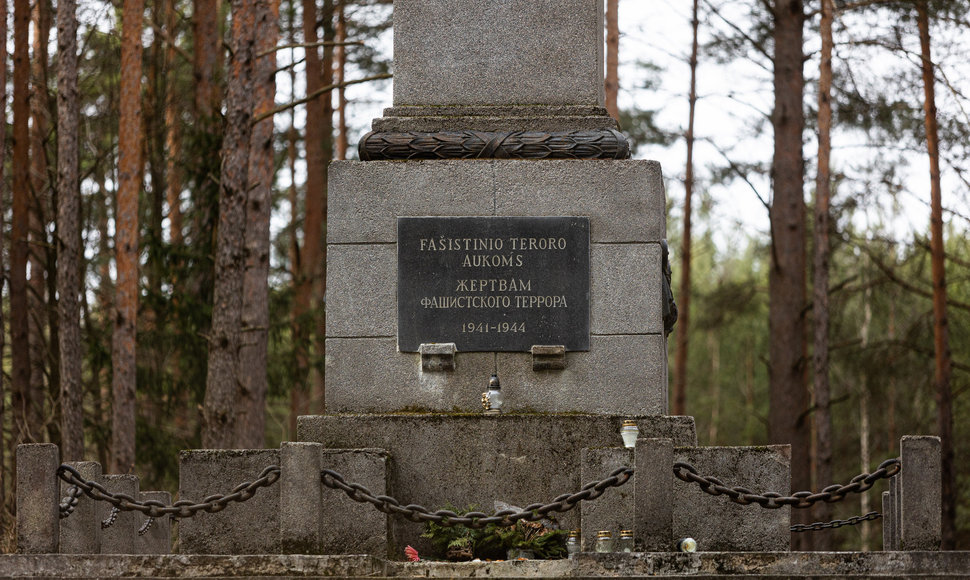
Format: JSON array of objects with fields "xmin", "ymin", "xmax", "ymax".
[
  {"xmin": 57, "ymin": 0, "xmax": 83, "ymax": 461},
  {"xmin": 768, "ymin": 0, "xmax": 811, "ymax": 550},
  {"xmin": 335, "ymin": 1, "xmax": 347, "ymax": 160},
  {"xmin": 11, "ymin": 0, "xmax": 33, "ymax": 450},
  {"xmin": 165, "ymin": 0, "xmax": 183, "ymax": 247},
  {"xmin": 194, "ymin": 0, "xmax": 221, "ymax": 118},
  {"xmin": 28, "ymin": 0, "xmax": 52, "ymax": 442},
  {"xmin": 811, "ymin": 0, "xmax": 834, "ymax": 550},
  {"xmin": 237, "ymin": 0, "xmax": 279, "ymax": 449},
  {"xmin": 916, "ymin": 0, "xmax": 954, "ymax": 549},
  {"xmin": 111, "ymin": 0, "xmax": 145, "ymax": 473},
  {"xmin": 0, "ymin": 0, "xmax": 8, "ymax": 509},
  {"xmin": 293, "ymin": 0, "xmax": 334, "ymax": 429},
  {"xmin": 204, "ymin": 0, "xmax": 258, "ymax": 449},
  {"xmin": 674, "ymin": 0, "xmax": 699, "ymax": 417},
  {"xmin": 604, "ymin": 0, "xmax": 618, "ymax": 120}
]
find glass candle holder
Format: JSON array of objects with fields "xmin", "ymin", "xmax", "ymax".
[
  {"xmin": 595, "ymin": 530, "xmax": 613, "ymax": 553},
  {"xmin": 617, "ymin": 530, "xmax": 634, "ymax": 552},
  {"xmin": 677, "ymin": 537, "xmax": 697, "ymax": 553},
  {"xmin": 566, "ymin": 530, "xmax": 580, "ymax": 556},
  {"xmin": 620, "ymin": 420, "xmax": 639, "ymax": 448}
]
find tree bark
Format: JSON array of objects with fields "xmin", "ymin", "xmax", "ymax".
[
  {"xmin": 674, "ymin": 0, "xmax": 699, "ymax": 417},
  {"xmin": 194, "ymin": 0, "xmax": 221, "ymax": 118},
  {"xmin": 165, "ymin": 0, "xmax": 183, "ymax": 247},
  {"xmin": 768, "ymin": 0, "xmax": 811, "ymax": 550},
  {"xmin": 916, "ymin": 0, "xmax": 954, "ymax": 549},
  {"xmin": 57, "ymin": 0, "xmax": 83, "ymax": 461},
  {"xmin": 11, "ymin": 0, "xmax": 33, "ymax": 449},
  {"xmin": 28, "ymin": 0, "xmax": 52, "ymax": 443},
  {"xmin": 811, "ymin": 0, "xmax": 834, "ymax": 550},
  {"xmin": 0, "ymin": 0, "xmax": 8, "ymax": 509},
  {"xmin": 237, "ymin": 0, "xmax": 279, "ymax": 449},
  {"xmin": 604, "ymin": 0, "xmax": 619, "ymax": 120},
  {"xmin": 335, "ymin": 1, "xmax": 348, "ymax": 160},
  {"xmin": 292, "ymin": 0, "xmax": 334, "ymax": 432},
  {"xmin": 111, "ymin": 0, "xmax": 145, "ymax": 473},
  {"xmin": 204, "ymin": 0, "xmax": 258, "ymax": 449}
]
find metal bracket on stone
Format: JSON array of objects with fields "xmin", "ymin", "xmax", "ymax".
[
  {"xmin": 531, "ymin": 345, "xmax": 566, "ymax": 371},
  {"xmin": 420, "ymin": 343, "xmax": 456, "ymax": 372}
]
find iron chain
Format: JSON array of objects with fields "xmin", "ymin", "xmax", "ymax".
[
  {"xmin": 790, "ymin": 511, "xmax": 882, "ymax": 532},
  {"xmin": 138, "ymin": 517, "xmax": 156, "ymax": 535},
  {"xmin": 56, "ymin": 463, "xmax": 281, "ymax": 519},
  {"xmin": 102, "ymin": 507, "xmax": 120, "ymax": 529},
  {"xmin": 321, "ymin": 466, "xmax": 635, "ymax": 529},
  {"xmin": 59, "ymin": 485, "xmax": 82, "ymax": 519},
  {"xmin": 673, "ymin": 457, "xmax": 900, "ymax": 510}
]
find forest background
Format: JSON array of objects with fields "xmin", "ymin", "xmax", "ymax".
[{"xmin": 1, "ymin": 0, "xmax": 968, "ymax": 553}]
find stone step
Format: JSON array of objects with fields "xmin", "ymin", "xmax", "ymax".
[{"xmin": 1, "ymin": 552, "xmax": 969, "ymax": 578}]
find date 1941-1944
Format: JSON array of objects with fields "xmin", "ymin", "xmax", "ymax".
[{"xmin": 462, "ymin": 322, "xmax": 526, "ymax": 333}]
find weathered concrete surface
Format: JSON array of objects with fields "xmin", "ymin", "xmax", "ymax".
[
  {"xmin": 900, "ymin": 436, "xmax": 941, "ymax": 551},
  {"xmin": 672, "ymin": 446, "xmax": 791, "ymax": 552},
  {"xmin": 3, "ymin": 552, "xmax": 970, "ymax": 578},
  {"xmin": 59, "ymin": 461, "xmax": 102, "ymax": 554},
  {"xmin": 300, "ymin": 413, "xmax": 695, "ymax": 556},
  {"xmin": 635, "ymin": 439, "xmax": 673, "ymax": 551},
  {"xmin": 328, "ymin": 160, "xmax": 665, "ymax": 245},
  {"xmin": 280, "ymin": 443, "xmax": 323, "ymax": 554},
  {"xmin": 580, "ymin": 448, "xmax": 635, "ymax": 552},
  {"xmin": 327, "ymin": 334, "xmax": 668, "ymax": 415},
  {"xmin": 133, "ymin": 491, "xmax": 171, "ymax": 555},
  {"xmin": 320, "ymin": 449, "xmax": 390, "ymax": 557},
  {"xmin": 99, "ymin": 475, "xmax": 139, "ymax": 554},
  {"xmin": 16, "ymin": 444, "xmax": 60, "ymax": 554},
  {"xmin": 372, "ymin": 105, "xmax": 618, "ymax": 133},
  {"xmin": 178, "ymin": 449, "xmax": 281, "ymax": 554},
  {"xmin": 392, "ymin": 0, "xmax": 603, "ymax": 107}
]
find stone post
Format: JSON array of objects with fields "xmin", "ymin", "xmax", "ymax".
[
  {"xmin": 16, "ymin": 443, "xmax": 60, "ymax": 553},
  {"xmin": 635, "ymin": 438, "xmax": 673, "ymax": 551},
  {"xmin": 135, "ymin": 491, "xmax": 172, "ymax": 554},
  {"xmin": 899, "ymin": 435, "xmax": 941, "ymax": 551},
  {"xmin": 280, "ymin": 442, "xmax": 323, "ymax": 553},
  {"xmin": 99, "ymin": 474, "xmax": 139, "ymax": 554},
  {"xmin": 59, "ymin": 461, "xmax": 103, "ymax": 553}
]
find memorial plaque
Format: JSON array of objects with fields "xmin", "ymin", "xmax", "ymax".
[{"xmin": 398, "ymin": 216, "xmax": 590, "ymax": 352}]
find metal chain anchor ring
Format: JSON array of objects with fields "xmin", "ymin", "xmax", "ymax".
[
  {"xmin": 321, "ymin": 466, "xmax": 635, "ymax": 529},
  {"xmin": 672, "ymin": 457, "xmax": 900, "ymax": 509}
]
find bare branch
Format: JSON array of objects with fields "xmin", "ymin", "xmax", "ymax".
[{"xmin": 253, "ymin": 73, "xmax": 392, "ymax": 122}]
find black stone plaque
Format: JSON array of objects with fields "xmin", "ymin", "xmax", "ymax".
[{"xmin": 398, "ymin": 216, "xmax": 590, "ymax": 352}]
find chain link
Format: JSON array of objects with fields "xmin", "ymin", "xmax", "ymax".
[
  {"xmin": 138, "ymin": 517, "xmax": 156, "ymax": 535},
  {"xmin": 321, "ymin": 466, "xmax": 634, "ymax": 529},
  {"xmin": 790, "ymin": 511, "xmax": 882, "ymax": 532},
  {"xmin": 56, "ymin": 463, "xmax": 281, "ymax": 520},
  {"xmin": 59, "ymin": 485, "xmax": 83, "ymax": 519},
  {"xmin": 673, "ymin": 458, "xmax": 899, "ymax": 510},
  {"xmin": 101, "ymin": 507, "xmax": 120, "ymax": 529}
]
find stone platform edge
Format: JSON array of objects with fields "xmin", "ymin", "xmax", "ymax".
[{"xmin": 2, "ymin": 552, "xmax": 969, "ymax": 578}]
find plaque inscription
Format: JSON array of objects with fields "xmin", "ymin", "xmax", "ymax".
[{"xmin": 397, "ymin": 216, "xmax": 590, "ymax": 352}]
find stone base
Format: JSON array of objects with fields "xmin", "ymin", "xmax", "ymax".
[
  {"xmin": 299, "ymin": 413, "xmax": 696, "ymax": 557},
  {"xmin": 3, "ymin": 552, "xmax": 970, "ymax": 578}
]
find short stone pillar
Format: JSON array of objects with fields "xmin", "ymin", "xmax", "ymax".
[
  {"xmin": 59, "ymin": 461, "xmax": 103, "ymax": 553},
  {"xmin": 99, "ymin": 474, "xmax": 139, "ymax": 554},
  {"xmin": 580, "ymin": 447, "xmax": 634, "ymax": 552},
  {"xmin": 635, "ymin": 438, "xmax": 673, "ymax": 551},
  {"xmin": 135, "ymin": 491, "xmax": 172, "ymax": 554},
  {"xmin": 899, "ymin": 435, "xmax": 941, "ymax": 550},
  {"xmin": 280, "ymin": 442, "xmax": 323, "ymax": 554},
  {"xmin": 16, "ymin": 443, "xmax": 60, "ymax": 553}
]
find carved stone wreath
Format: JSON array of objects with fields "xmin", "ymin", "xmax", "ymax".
[{"xmin": 358, "ymin": 129, "xmax": 631, "ymax": 161}]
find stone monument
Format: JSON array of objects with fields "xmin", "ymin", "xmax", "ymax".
[{"xmin": 297, "ymin": 0, "xmax": 788, "ymax": 555}]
